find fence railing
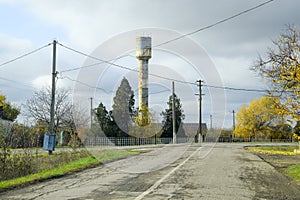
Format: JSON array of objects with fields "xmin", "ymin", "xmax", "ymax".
[
  {"xmin": 84, "ymin": 136, "xmax": 296, "ymax": 146},
  {"xmin": 83, "ymin": 137, "xmax": 194, "ymax": 146},
  {"xmin": 206, "ymin": 136, "xmax": 295, "ymax": 143}
]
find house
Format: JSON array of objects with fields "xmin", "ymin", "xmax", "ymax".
[{"xmin": 183, "ymin": 123, "xmax": 207, "ymax": 137}]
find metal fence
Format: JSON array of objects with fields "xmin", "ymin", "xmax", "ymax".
[
  {"xmin": 83, "ymin": 137, "xmax": 194, "ymax": 146},
  {"xmin": 206, "ymin": 136, "xmax": 294, "ymax": 143}
]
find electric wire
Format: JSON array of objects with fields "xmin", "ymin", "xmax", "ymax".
[
  {"xmin": 61, "ymin": 75, "xmax": 113, "ymax": 94},
  {"xmin": 59, "ymin": 0, "xmax": 275, "ymax": 74},
  {"xmin": 55, "ymin": 0, "xmax": 275, "ymax": 92},
  {"xmin": 0, "ymin": 1, "xmax": 275, "ymax": 95},
  {"xmin": 58, "ymin": 42, "xmax": 271, "ymax": 93},
  {"xmin": 0, "ymin": 43, "xmax": 52, "ymax": 69},
  {"xmin": 57, "ymin": 42, "xmax": 198, "ymax": 86},
  {"xmin": 204, "ymin": 84, "xmax": 268, "ymax": 93},
  {"xmin": 59, "ymin": 54, "xmax": 135, "ymax": 73},
  {"xmin": 0, "ymin": 76, "xmax": 35, "ymax": 90},
  {"xmin": 154, "ymin": 0, "xmax": 275, "ymax": 47}
]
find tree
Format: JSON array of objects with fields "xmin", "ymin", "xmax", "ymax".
[
  {"xmin": 252, "ymin": 25, "xmax": 300, "ymax": 120},
  {"xmin": 24, "ymin": 87, "xmax": 72, "ymax": 134},
  {"xmin": 0, "ymin": 95, "xmax": 20, "ymax": 121},
  {"xmin": 94, "ymin": 102, "xmax": 116, "ymax": 137},
  {"xmin": 161, "ymin": 93, "xmax": 185, "ymax": 138},
  {"xmin": 111, "ymin": 77, "xmax": 135, "ymax": 137},
  {"xmin": 234, "ymin": 96, "xmax": 291, "ymax": 140},
  {"xmin": 293, "ymin": 121, "xmax": 300, "ymax": 142},
  {"xmin": 95, "ymin": 102, "xmax": 109, "ymax": 131}
]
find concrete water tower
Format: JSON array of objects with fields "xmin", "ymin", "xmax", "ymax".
[{"xmin": 136, "ymin": 36, "xmax": 151, "ymax": 109}]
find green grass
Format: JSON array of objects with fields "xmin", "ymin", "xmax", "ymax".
[
  {"xmin": 0, "ymin": 149, "xmax": 139, "ymax": 191},
  {"xmin": 286, "ymin": 165, "xmax": 300, "ymax": 182},
  {"xmin": 0, "ymin": 156, "xmax": 98, "ymax": 190}
]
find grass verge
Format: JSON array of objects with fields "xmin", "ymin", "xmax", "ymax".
[
  {"xmin": 0, "ymin": 149, "xmax": 139, "ymax": 191},
  {"xmin": 286, "ymin": 165, "xmax": 300, "ymax": 182}
]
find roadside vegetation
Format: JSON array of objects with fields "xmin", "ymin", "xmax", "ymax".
[
  {"xmin": 0, "ymin": 149, "xmax": 139, "ymax": 191},
  {"xmin": 246, "ymin": 145, "xmax": 298, "ymax": 155},
  {"xmin": 0, "ymin": 74, "xmax": 179, "ymax": 193}
]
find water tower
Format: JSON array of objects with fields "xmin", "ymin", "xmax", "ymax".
[{"xmin": 136, "ymin": 36, "xmax": 151, "ymax": 110}]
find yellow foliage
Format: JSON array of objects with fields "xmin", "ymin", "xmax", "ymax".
[
  {"xmin": 248, "ymin": 148, "xmax": 296, "ymax": 155},
  {"xmin": 135, "ymin": 105, "xmax": 151, "ymax": 127},
  {"xmin": 0, "ymin": 95, "xmax": 5, "ymax": 106},
  {"xmin": 293, "ymin": 133, "xmax": 300, "ymax": 141},
  {"xmin": 234, "ymin": 96, "xmax": 285, "ymax": 139}
]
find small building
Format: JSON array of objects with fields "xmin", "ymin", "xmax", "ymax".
[{"xmin": 183, "ymin": 123, "xmax": 208, "ymax": 140}]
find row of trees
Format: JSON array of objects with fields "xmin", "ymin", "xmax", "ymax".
[
  {"xmin": 1, "ymin": 76, "xmax": 186, "ymax": 148},
  {"xmin": 236, "ymin": 25, "xmax": 300, "ymax": 140},
  {"xmin": 94, "ymin": 77, "xmax": 185, "ymax": 139}
]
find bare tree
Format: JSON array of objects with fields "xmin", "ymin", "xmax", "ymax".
[{"xmin": 25, "ymin": 87, "xmax": 73, "ymax": 134}]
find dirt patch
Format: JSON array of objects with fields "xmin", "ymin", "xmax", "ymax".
[{"xmin": 257, "ymin": 154, "xmax": 300, "ymax": 171}]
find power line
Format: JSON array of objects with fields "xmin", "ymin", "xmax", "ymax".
[
  {"xmin": 59, "ymin": 0, "xmax": 275, "ymax": 75},
  {"xmin": 57, "ymin": 44, "xmax": 271, "ymax": 93},
  {"xmin": 59, "ymin": 54, "xmax": 135, "ymax": 74},
  {"xmin": 58, "ymin": 42, "xmax": 272, "ymax": 94},
  {"xmin": 204, "ymin": 84, "xmax": 268, "ymax": 93},
  {"xmin": 0, "ymin": 43, "xmax": 52, "ymax": 69},
  {"xmin": 0, "ymin": 76, "xmax": 34, "ymax": 90},
  {"xmin": 57, "ymin": 42, "xmax": 198, "ymax": 86},
  {"xmin": 155, "ymin": 0, "xmax": 275, "ymax": 47},
  {"xmin": 61, "ymin": 75, "xmax": 113, "ymax": 94}
]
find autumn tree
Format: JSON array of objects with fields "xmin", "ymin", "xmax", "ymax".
[
  {"xmin": 234, "ymin": 96, "xmax": 291, "ymax": 140},
  {"xmin": 161, "ymin": 93, "xmax": 185, "ymax": 138},
  {"xmin": 0, "ymin": 95, "xmax": 20, "ymax": 121},
  {"xmin": 252, "ymin": 25, "xmax": 300, "ymax": 120}
]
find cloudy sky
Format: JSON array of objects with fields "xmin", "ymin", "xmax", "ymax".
[{"xmin": 0, "ymin": 0, "xmax": 299, "ymax": 128}]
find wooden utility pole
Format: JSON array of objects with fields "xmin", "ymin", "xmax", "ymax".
[
  {"xmin": 49, "ymin": 40, "xmax": 57, "ymax": 155},
  {"xmin": 172, "ymin": 81, "xmax": 176, "ymax": 144},
  {"xmin": 232, "ymin": 110, "xmax": 235, "ymax": 137},
  {"xmin": 90, "ymin": 97, "xmax": 93, "ymax": 129},
  {"xmin": 210, "ymin": 114, "xmax": 212, "ymax": 130},
  {"xmin": 196, "ymin": 80, "xmax": 203, "ymax": 143}
]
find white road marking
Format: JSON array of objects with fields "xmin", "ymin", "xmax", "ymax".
[{"xmin": 134, "ymin": 145, "xmax": 202, "ymax": 200}]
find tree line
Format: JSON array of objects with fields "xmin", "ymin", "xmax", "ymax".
[
  {"xmin": 0, "ymin": 77, "xmax": 185, "ymax": 148},
  {"xmin": 93, "ymin": 77, "xmax": 185, "ymax": 140}
]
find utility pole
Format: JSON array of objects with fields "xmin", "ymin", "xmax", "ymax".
[
  {"xmin": 210, "ymin": 114, "xmax": 212, "ymax": 130},
  {"xmin": 172, "ymin": 81, "xmax": 176, "ymax": 144},
  {"xmin": 196, "ymin": 80, "xmax": 204, "ymax": 143},
  {"xmin": 232, "ymin": 110, "xmax": 235, "ymax": 137},
  {"xmin": 49, "ymin": 40, "xmax": 57, "ymax": 155},
  {"xmin": 90, "ymin": 97, "xmax": 93, "ymax": 129}
]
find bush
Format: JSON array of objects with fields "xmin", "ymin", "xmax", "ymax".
[{"xmin": 0, "ymin": 135, "xmax": 35, "ymax": 181}]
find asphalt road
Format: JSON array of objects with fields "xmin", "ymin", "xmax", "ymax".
[{"xmin": 1, "ymin": 143, "xmax": 300, "ymax": 200}]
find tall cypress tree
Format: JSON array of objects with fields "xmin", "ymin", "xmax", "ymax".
[
  {"xmin": 111, "ymin": 77, "xmax": 135, "ymax": 137},
  {"xmin": 161, "ymin": 93, "xmax": 185, "ymax": 138}
]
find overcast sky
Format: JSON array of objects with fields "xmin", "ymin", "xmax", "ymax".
[{"xmin": 0, "ymin": 0, "xmax": 299, "ymax": 128}]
